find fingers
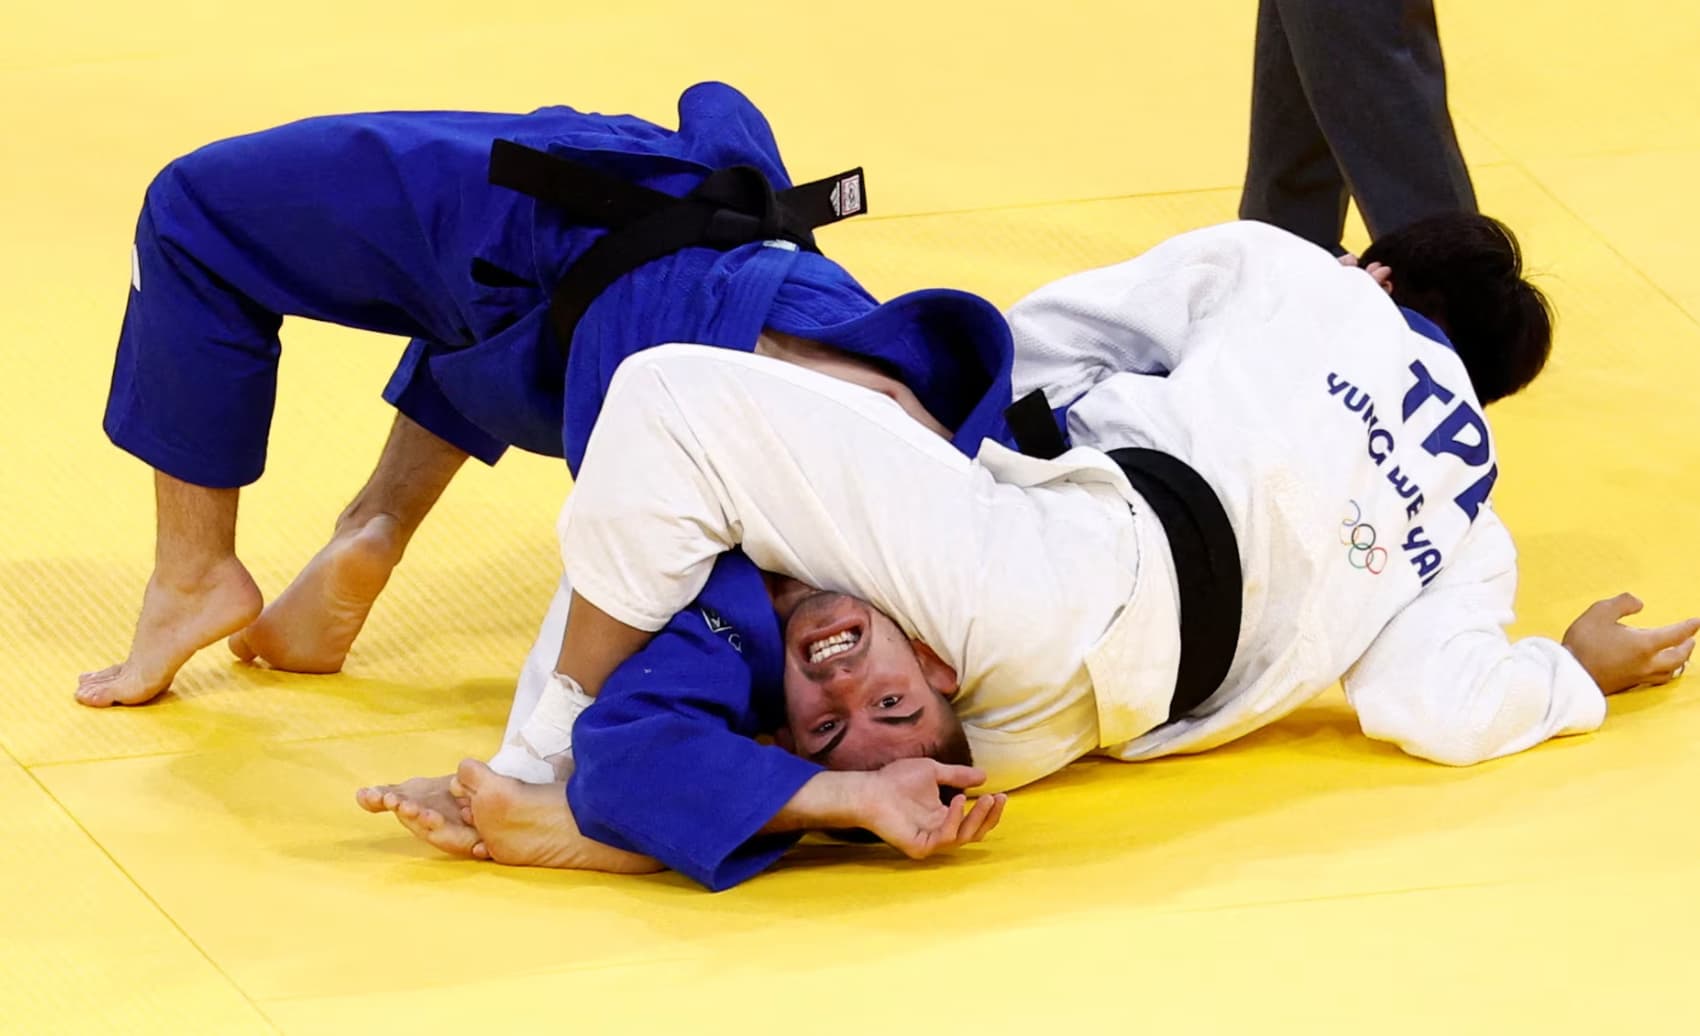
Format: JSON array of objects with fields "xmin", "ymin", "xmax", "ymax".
[
  {"xmin": 938, "ymin": 791, "xmax": 968, "ymax": 836},
  {"xmin": 955, "ymin": 793, "xmax": 1007, "ymax": 846},
  {"xmin": 927, "ymin": 762, "xmax": 988, "ymax": 790},
  {"xmin": 1338, "ymin": 253, "xmax": 1360, "ymax": 267},
  {"xmin": 909, "ymin": 793, "xmax": 1010, "ymax": 859},
  {"xmin": 1596, "ymin": 592, "xmax": 1645, "ymax": 621},
  {"xmin": 1644, "ymin": 638, "xmax": 1696, "ymax": 684},
  {"xmin": 906, "ymin": 793, "xmax": 969, "ymax": 859},
  {"xmin": 1643, "ymin": 616, "xmax": 1700, "ymax": 649}
]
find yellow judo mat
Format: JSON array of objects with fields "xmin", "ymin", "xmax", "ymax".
[{"xmin": 4, "ymin": 1, "xmax": 1699, "ymax": 1031}]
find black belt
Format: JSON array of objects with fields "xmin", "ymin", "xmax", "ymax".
[
  {"xmin": 486, "ymin": 139, "xmax": 869, "ymax": 352},
  {"xmin": 1006, "ymin": 390, "xmax": 1242, "ymax": 723}
]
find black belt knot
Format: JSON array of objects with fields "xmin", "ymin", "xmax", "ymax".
[{"xmin": 485, "ymin": 140, "xmax": 867, "ymax": 352}]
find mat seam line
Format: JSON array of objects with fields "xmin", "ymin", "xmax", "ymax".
[
  {"xmin": 17, "ymin": 763, "xmax": 286, "ymax": 1035},
  {"xmin": 843, "ymin": 159, "xmax": 1522, "ymax": 225},
  {"xmin": 1460, "ymin": 113, "xmax": 1700, "ymax": 330},
  {"xmin": 22, "ymin": 719, "xmax": 506, "ymax": 769}
]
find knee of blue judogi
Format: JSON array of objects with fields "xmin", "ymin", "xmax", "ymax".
[{"xmin": 102, "ymin": 172, "xmax": 285, "ymax": 489}]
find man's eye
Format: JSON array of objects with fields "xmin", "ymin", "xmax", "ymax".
[
  {"xmin": 812, "ymin": 720, "xmax": 837, "ymax": 736},
  {"xmin": 878, "ymin": 696, "xmax": 901, "ymax": 709}
]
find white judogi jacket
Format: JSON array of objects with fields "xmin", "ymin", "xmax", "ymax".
[
  {"xmin": 555, "ymin": 223, "xmax": 1607, "ymax": 797},
  {"xmin": 980, "ymin": 220, "xmax": 1604, "ymax": 775}
]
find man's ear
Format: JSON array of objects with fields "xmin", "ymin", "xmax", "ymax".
[
  {"xmin": 911, "ymin": 640, "xmax": 960, "ymax": 697},
  {"xmin": 774, "ymin": 726, "xmax": 796, "ymax": 752}
]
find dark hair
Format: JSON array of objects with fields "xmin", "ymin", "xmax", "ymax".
[
  {"xmin": 1359, "ymin": 213, "xmax": 1553, "ymax": 404},
  {"xmin": 928, "ymin": 705, "xmax": 975, "ymax": 806}
]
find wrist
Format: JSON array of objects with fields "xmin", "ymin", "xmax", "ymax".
[
  {"xmin": 1562, "ymin": 641, "xmax": 1616, "ymax": 695},
  {"xmin": 763, "ymin": 771, "xmax": 865, "ymax": 833},
  {"xmin": 809, "ymin": 771, "xmax": 868, "ymax": 829}
]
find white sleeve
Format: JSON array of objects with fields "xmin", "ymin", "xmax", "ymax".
[
  {"xmin": 1344, "ymin": 507, "xmax": 1606, "ymax": 766},
  {"xmin": 1008, "ymin": 221, "xmax": 1315, "ymax": 405}
]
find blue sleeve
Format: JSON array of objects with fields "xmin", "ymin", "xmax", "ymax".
[{"xmin": 567, "ymin": 586, "xmax": 821, "ymax": 891}]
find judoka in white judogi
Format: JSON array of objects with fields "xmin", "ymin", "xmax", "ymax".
[{"xmin": 535, "ymin": 221, "xmax": 1694, "ymax": 795}]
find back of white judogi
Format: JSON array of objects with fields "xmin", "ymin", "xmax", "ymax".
[{"xmin": 1009, "ymin": 221, "xmax": 1603, "ymax": 764}]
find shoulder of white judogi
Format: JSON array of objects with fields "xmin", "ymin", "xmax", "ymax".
[
  {"xmin": 1344, "ymin": 504, "xmax": 1606, "ymax": 766},
  {"xmin": 1008, "ymin": 221, "xmax": 1341, "ymax": 403}
]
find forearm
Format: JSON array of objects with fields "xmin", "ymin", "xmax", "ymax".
[
  {"xmin": 758, "ymin": 771, "xmax": 865, "ymax": 834},
  {"xmin": 1350, "ymin": 631, "xmax": 1605, "ymax": 766},
  {"xmin": 553, "ymin": 590, "xmax": 655, "ymax": 697}
]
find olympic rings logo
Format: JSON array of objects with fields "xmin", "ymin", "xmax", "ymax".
[{"xmin": 1339, "ymin": 501, "xmax": 1388, "ymax": 575}]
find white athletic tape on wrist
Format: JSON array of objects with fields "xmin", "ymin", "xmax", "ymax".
[
  {"xmin": 486, "ymin": 744, "xmax": 558, "ymax": 784},
  {"xmin": 486, "ymin": 672, "xmax": 594, "ymax": 783},
  {"xmin": 519, "ymin": 671, "xmax": 594, "ymax": 776}
]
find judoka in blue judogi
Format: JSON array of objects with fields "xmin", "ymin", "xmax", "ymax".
[{"xmin": 80, "ymin": 82, "xmax": 1022, "ymax": 714}]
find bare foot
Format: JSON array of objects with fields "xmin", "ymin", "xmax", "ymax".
[
  {"xmin": 228, "ymin": 514, "xmax": 405, "ymax": 673},
  {"xmin": 453, "ymin": 759, "xmax": 662, "ymax": 874},
  {"xmin": 356, "ymin": 773, "xmax": 479, "ymax": 857},
  {"xmin": 77, "ymin": 558, "xmax": 263, "ymax": 707}
]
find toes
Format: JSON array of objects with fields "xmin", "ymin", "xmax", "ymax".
[
  {"xmin": 76, "ymin": 667, "xmax": 124, "ymax": 705},
  {"xmin": 454, "ymin": 758, "xmax": 494, "ymax": 798},
  {"xmin": 425, "ymin": 823, "xmax": 479, "ymax": 856},
  {"xmin": 76, "ymin": 680, "xmax": 121, "ymax": 708},
  {"xmin": 355, "ymin": 787, "xmax": 393, "ymax": 813},
  {"xmin": 227, "ymin": 627, "xmax": 258, "ymax": 663},
  {"xmin": 393, "ymin": 808, "xmax": 478, "ymax": 857},
  {"xmin": 75, "ymin": 670, "xmax": 167, "ymax": 708},
  {"xmin": 78, "ymin": 665, "xmax": 121, "ymax": 687}
]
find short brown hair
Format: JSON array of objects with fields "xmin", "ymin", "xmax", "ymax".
[{"xmin": 927, "ymin": 691, "xmax": 974, "ymax": 804}]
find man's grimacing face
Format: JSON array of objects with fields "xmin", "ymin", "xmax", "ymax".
[{"xmin": 776, "ymin": 591, "xmax": 960, "ymax": 770}]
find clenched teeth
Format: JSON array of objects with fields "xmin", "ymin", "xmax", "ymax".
[{"xmin": 806, "ymin": 629, "xmax": 860, "ymax": 664}]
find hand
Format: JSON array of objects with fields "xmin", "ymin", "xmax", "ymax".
[
  {"xmin": 1562, "ymin": 593, "xmax": 1699, "ymax": 694},
  {"xmin": 1338, "ymin": 253, "xmax": 1395, "ymax": 296},
  {"xmin": 847, "ymin": 758, "xmax": 1008, "ymax": 860}
]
